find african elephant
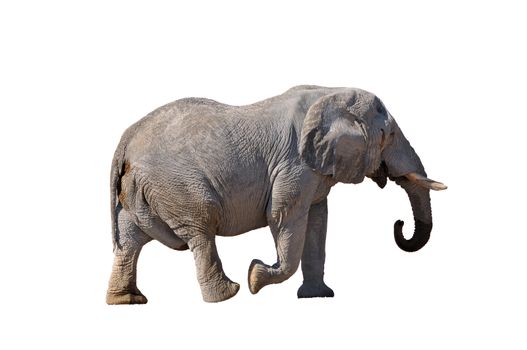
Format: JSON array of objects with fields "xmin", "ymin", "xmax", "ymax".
[{"xmin": 106, "ymin": 85, "xmax": 446, "ymax": 304}]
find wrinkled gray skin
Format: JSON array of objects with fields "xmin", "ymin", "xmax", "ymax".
[{"xmin": 107, "ymin": 85, "xmax": 437, "ymax": 304}]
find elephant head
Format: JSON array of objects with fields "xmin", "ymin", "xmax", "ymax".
[{"xmin": 299, "ymin": 89, "xmax": 446, "ymax": 252}]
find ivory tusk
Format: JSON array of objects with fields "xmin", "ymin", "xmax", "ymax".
[{"xmin": 405, "ymin": 172, "xmax": 448, "ymax": 191}]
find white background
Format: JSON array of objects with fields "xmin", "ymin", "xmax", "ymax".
[{"xmin": 1, "ymin": 1, "xmax": 525, "ymax": 349}]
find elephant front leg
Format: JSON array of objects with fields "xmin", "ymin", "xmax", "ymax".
[
  {"xmin": 297, "ymin": 199, "xmax": 334, "ymax": 298},
  {"xmin": 248, "ymin": 210, "xmax": 308, "ymax": 294},
  {"xmin": 186, "ymin": 233, "xmax": 240, "ymax": 302}
]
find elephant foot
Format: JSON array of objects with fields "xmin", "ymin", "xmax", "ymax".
[
  {"xmin": 106, "ymin": 290, "xmax": 148, "ymax": 305},
  {"xmin": 201, "ymin": 279, "xmax": 240, "ymax": 303},
  {"xmin": 248, "ymin": 259, "xmax": 271, "ymax": 294},
  {"xmin": 297, "ymin": 281, "xmax": 334, "ymax": 299}
]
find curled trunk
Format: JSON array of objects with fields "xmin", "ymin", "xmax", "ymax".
[{"xmin": 393, "ymin": 178, "xmax": 433, "ymax": 252}]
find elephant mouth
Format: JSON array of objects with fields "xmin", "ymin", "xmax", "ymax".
[
  {"xmin": 368, "ymin": 161, "xmax": 389, "ymax": 189},
  {"xmin": 368, "ymin": 161, "xmax": 447, "ymax": 192}
]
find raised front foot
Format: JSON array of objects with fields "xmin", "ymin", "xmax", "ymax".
[
  {"xmin": 297, "ymin": 281, "xmax": 334, "ymax": 298},
  {"xmin": 106, "ymin": 290, "xmax": 148, "ymax": 305},
  {"xmin": 248, "ymin": 259, "xmax": 270, "ymax": 294},
  {"xmin": 248, "ymin": 258, "xmax": 295, "ymax": 294},
  {"xmin": 201, "ymin": 278, "xmax": 240, "ymax": 303}
]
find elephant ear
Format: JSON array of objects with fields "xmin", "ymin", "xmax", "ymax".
[{"xmin": 299, "ymin": 93, "xmax": 368, "ymax": 184}]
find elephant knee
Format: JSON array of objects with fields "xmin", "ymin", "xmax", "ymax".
[{"xmin": 277, "ymin": 261, "xmax": 300, "ymax": 280}]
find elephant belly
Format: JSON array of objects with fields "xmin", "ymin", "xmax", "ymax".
[
  {"xmin": 217, "ymin": 216, "xmax": 268, "ymax": 237},
  {"xmin": 216, "ymin": 194, "xmax": 269, "ymax": 237}
]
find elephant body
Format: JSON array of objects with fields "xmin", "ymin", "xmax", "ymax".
[
  {"xmin": 107, "ymin": 85, "xmax": 445, "ymax": 304},
  {"xmin": 116, "ymin": 87, "xmax": 332, "ymax": 239}
]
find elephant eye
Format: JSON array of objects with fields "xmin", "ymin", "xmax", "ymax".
[
  {"xmin": 376, "ymin": 104, "xmax": 385, "ymax": 114},
  {"xmin": 380, "ymin": 129, "xmax": 395, "ymax": 150}
]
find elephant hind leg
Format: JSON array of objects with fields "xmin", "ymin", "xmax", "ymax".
[
  {"xmin": 136, "ymin": 214, "xmax": 189, "ymax": 251},
  {"xmin": 183, "ymin": 230, "xmax": 239, "ymax": 302},
  {"xmin": 107, "ymin": 205, "xmax": 152, "ymax": 305}
]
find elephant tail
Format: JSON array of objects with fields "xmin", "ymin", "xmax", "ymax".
[{"xmin": 110, "ymin": 143, "xmax": 126, "ymax": 251}]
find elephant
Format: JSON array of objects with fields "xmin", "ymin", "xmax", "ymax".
[{"xmin": 106, "ymin": 85, "xmax": 446, "ymax": 304}]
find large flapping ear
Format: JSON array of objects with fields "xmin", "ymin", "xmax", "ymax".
[{"xmin": 299, "ymin": 93, "xmax": 369, "ymax": 184}]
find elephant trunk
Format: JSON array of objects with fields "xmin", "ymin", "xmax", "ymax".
[{"xmin": 393, "ymin": 179, "xmax": 432, "ymax": 252}]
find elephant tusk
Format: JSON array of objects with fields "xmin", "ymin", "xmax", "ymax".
[{"xmin": 405, "ymin": 172, "xmax": 448, "ymax": 191}]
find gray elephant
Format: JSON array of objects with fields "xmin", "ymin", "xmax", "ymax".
[{"xmin": 106, "ymin": 85, "xmax": 446, "ymax": 304}]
